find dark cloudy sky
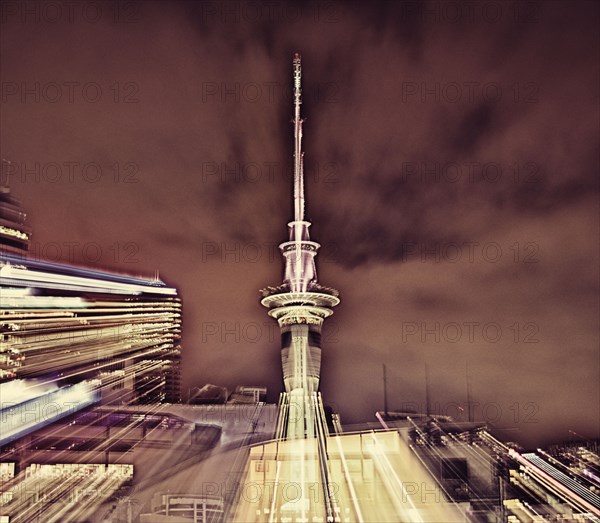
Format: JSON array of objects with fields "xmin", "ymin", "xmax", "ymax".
[{"xmin": 1, "ymin": 0, "xmax": 598, "ymax": 448}]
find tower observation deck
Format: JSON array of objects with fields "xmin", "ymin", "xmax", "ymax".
[{"xmin": 260, "ymin": 53, "xmax": 339, "ymax": 440}]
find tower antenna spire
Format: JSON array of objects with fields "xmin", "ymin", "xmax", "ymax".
[{"xmin": 292, "ymin": 52, "xmax": 304, "ymax": 222}]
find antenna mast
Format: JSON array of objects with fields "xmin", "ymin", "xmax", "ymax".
[{"xmin": 292, "ymin": 52, "xmax": 305, "ymax": 223}]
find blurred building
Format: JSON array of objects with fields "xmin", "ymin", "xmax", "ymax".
[
  {"xmin": 227, "ymin": 385, "xmax": 267, "ymax": 404},
  {"xmin": 0, "ymin": 185, "xmax": 182, "ymax": 449},
  {"xmin": 0, "ymin": 403, "xmax": 278, "ymax": 523},
  {"xmin": 188, "ymin": 383, "xmax": 229, "ymax": 404},
  {"xmin": 0, "ymin": 185, "xmax": 30, "ymax": 256},
  {"xmin": 3, "ymin": 403, "xmax": 598, "ymax": 522},
  {"xmin": 0, "ymin": 253, "xmax": 182, "ymax": 395},
  {"xmin": 401, "ymin": 416, "xmax": 600, "ymax": 521},
  {"xmin": 187, "ymin": 384, "xmax": 267, "ymax": 405}
]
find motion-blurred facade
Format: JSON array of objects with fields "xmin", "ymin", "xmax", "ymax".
[{"xmin": 0, "ymin": 183, "xmax": 182, "ymax": 449}]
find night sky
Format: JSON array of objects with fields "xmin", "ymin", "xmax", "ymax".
[{"xmin": 1, "ymin": 0, "xmax": 598, "ymax": 448}]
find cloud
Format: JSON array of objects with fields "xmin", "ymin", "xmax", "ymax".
[{"xmin": 1, "ymin": 0, "xmax": 598, "ymax": 447}]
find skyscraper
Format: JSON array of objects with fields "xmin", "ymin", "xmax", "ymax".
[
  {"xmin": 260, "ymin": 53, "xmax": 340, "ymax": 440},
  {"xmin": 0, "ymin": 187, "xmax": 182, "ymax": 446},
  {"xmin": 0, "ymin": 184, "xmax": 30, "ymax": 256}
]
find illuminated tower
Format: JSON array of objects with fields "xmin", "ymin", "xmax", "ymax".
[
  {"xmin": 236, "ymin": 55, "xmax": 478, "ymax": 523},
  {"xmin": 260, "ymin": 53, "xmax": 339, "ymax": 439}
]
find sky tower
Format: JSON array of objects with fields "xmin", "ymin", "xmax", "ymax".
[
  {"xmin": 260, "ymin": 53, "xmax": 340, "ymax": 440},
  {"xmin": 236, "ymin": 54, "xmax": 468, "ymax": 523}
]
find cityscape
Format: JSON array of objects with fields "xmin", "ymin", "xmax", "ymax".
[{"xmin": 1, "ymin": 1, "xmax": 599, "ymax": 522}]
